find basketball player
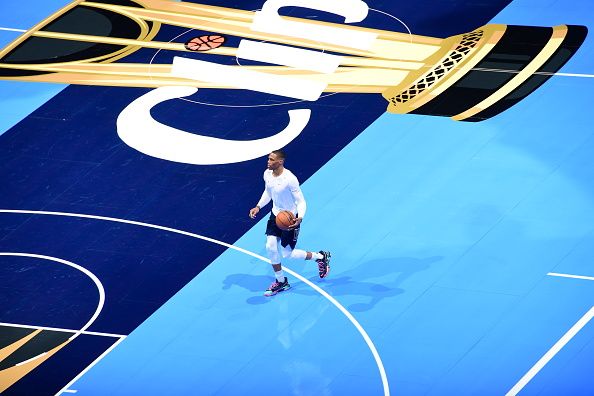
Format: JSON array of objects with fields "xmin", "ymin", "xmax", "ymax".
[{"xmin": 249, "ymin": 150, "xmax": 331, "ymax": 296}]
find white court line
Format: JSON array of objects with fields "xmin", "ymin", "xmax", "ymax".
[
  {"xmin": 369, "ymin": 8, "xmax": 412, "ymax": 43},
  {"xmin": 0, "ymin": 253, "xmax": 106, "ymax": 366},
  {"xmin": 57, "ymin": 336, "xmax": 125, "ymax": 396},
  {"xmin": 0, "ymin": 27, "xmax": 26, "ymax": 32},
  {"xmin": 548, "ymin": 272, "xmax": 594, "ymax": 281},
  {"xmin": 506, "ymin": 305, "xmax": 594, "ymax": 396},
  {"xmin": 0, "ymin": 253, "xmax": 105, "ymax": 341},
  {"xmin": 554, "ymin": 72, "xmax": 594, "ymax": 78},
  {"xmin": 17, "ymin": 353, "xmax": 48, "ymax": 366},
  {"xmin": 0, "ymin": 209, "xmax": 389, "ymax": 396},
  {"xmin": 471, "ymin": 67, "xmax": 594, "ymax": 79},
  {"xmin": 0, "ymin": 321, "xmax": 125, "ymax": 338}
]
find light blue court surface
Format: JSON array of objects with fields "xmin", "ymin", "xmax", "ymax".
[
  {"xmin": 67, "ymin": 0, "xmax": 594, "ymax": 395},
  {"xmin": 0, "ymin": 0, "xmax": 68, "ymax": 135}
]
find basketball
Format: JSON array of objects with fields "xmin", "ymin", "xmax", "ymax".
[
  {"xmin": 275, "ymin": 210, "xmax": 295, "ymax": 231},
  {"xmin": 184, "ymin": 35, "xmax": 226, "ymax": 52}
]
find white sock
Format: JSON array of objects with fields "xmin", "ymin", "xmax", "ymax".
[
  {"xmin": 311, "ymin": 252, "xmax": 323, "ymax": 260},
  {"xmin": 275, "ymin": 270, "xmax": 285, "ymax": 282}
]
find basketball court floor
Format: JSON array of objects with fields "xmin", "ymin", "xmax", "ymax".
[{"xmin": 1, "ymin": 0, "xmax": 593, "ymax": 395}]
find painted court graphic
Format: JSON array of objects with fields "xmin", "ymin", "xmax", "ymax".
[
  {"xmin": 1, "ymin": 0, "xmax": 593, "ymax": 395},
  {"xmin": 0, "ymin": 1, "xmax": 587, "ymax": 120}
]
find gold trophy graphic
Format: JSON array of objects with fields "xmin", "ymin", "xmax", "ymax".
[{"xmin": 0, "ymin": 0, "xmax": 587, "ymax": 121}]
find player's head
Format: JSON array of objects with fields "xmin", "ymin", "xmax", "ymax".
[{"xmin": 267, "ymin": 150, "xmax": 285, "ymax": 170}]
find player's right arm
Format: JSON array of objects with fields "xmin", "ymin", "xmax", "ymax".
[
  {"xmin": 249, "ymin": 189, "xmax": 271, "ymax": 218},
  {"xmin": 249, "ymin": 172, "xmax": 271, "ymax": 219}
]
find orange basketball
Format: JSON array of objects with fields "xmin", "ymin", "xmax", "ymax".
[
  {"xmin": 275, "ymin": 210, "xmax": 295, "ymax": 231},
  {"xmin": 184, "ymin": 35, "xmax": 226, "ymax": 52}
]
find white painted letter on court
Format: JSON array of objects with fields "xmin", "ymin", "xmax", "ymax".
[
  {"xmin": 252, "ymin": 0, "xmax": 376, "ymax": 50},
  {"xmin": 116, "ymin": 86, "xmax": 311, "ymax": 165}
]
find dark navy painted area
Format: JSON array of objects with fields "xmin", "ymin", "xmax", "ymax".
[{"xmin": 0, "ymin": 216, "xmax": 220, "ymax": 333}]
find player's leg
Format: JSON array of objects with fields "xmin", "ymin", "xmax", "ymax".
[
  {"xmin": 266, "ymin": 235, "xmax": 284, "ymax": 282},
  {"xmin": 316, "ymin": 251, "xmax": 331, "ymax": 279},
  {"xmin": 280, "ymin": 226, "xmax": 331, "ymax": 279},
  {"xmin": 264, "ymin": 215, "xmax": 290, "ymax": 296}
]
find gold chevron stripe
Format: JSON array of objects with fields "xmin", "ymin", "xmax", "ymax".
[
  {"xmin": 0, "ymin": 330, "xmax": 71, "ymax": 393},
  {"xmin": 0, "ymin": 329, "xmax": 41, "ymax": 362}
]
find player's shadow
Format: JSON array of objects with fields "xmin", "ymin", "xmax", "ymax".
[
  {"xmin": 222, "ymin": 255, "xmax": 441, "ymax": 308},
  {"xmin": 322, "ymin": 256, "xmax": 442, "ymax": 311},
  {"xmin": 222, "ymin": 273, "xmax": 278, "ymax": 305},
  {"xmin": 222, "ymin": 272, "xmax": 335, "ymax": 305}
]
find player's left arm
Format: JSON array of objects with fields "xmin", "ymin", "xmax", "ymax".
[{"xmin": 289, "ymin": 179, "xmax": 306, "ymax": 229}]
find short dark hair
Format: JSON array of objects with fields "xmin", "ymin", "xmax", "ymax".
[{"xmin": 271, "ymin": 149, "xmax": 286, "ymax": 159}]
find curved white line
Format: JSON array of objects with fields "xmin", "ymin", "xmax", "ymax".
[
  {"xmin": 0, "ymin": 252, "xmax": 105, "ymax": 362},
  {"xmin": 369, "ymin": 8, "xmax": 413, "ymax": 43},
  {"xmin": 281, "ymin": 266, "xmax": 389, "ymax": 395},
  {"xmin": 148, "ymin": 27, "xmax": 191, "ymax": 85},
  {"xmin": 180, "ymin": 90, "xmax": 341, "ymax": 108},
  {"xmin": 0, "ymin": 209, "xmax": 390, "ymax": 396}
]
